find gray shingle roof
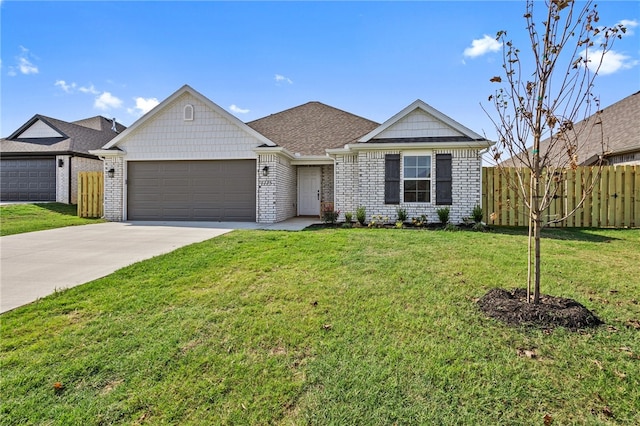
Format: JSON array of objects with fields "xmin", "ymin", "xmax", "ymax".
[
  {"xmin": 1, "ymin": 115, "xmax": 125, "ymax": 157},
  {"xmin": 246, "ymin": 102, "xmax": 379, "ymax": 156},
  {"xmin": 501, "ymin": 91, "xmax": 640, "ymax": 167},
  {"xmin": 579, "ymin": 91, "xmax": 640, "ymax": 164}
]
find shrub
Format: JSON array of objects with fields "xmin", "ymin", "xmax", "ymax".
[
  {"xmin": 472, "ymin": 221, "xmax": 488, "ymax": 232},
  {"xmin": 444, "ymin": 223, "xmax": 459, "ymax": 232},
  {"xmin": 436, "ymin": 207, "xmax": 450, "ymax": 225},
  {"xmin": 396, "ymin": 207, "xmax": 408, "ymax": 222},
  {"xmin": 367, "ymin": 215, "xmax": 388, "ymax": 228},
  {"xmin": 471, "ymin": 205, "xmax": 483, "ymax": 223},
  {"xmin": 356, "ymin": 206, "xmax": 366, "ymax": 225},
  {"xmin": 344, "ymin": 212, "xmax": 353, "ymax": 223},
  {"xmin": 322, "ymin": 206, "xmax": 340, "ymax": 224},
  {"xmin": 411, "ymin": 214, "xmax": 428, "ymax": 227}
]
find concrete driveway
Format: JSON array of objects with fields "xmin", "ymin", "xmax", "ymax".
[{"xmin": 0, "ymin": 218, "xmax": 317, "ymax": 313}]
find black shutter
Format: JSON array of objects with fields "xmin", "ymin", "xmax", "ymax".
[
  {"xmin": 435, "ymin": 154, "xmax": 452, "ymax": 205},
  {"xmin": 385, "ymin": 154, "xmax": 400, "ymax": 204}
]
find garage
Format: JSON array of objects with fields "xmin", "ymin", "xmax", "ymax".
[
  {"xmin": 127, "ymin": 160, "xmax": 256, "ymax": 221},
  {"xmin": 0, "ymin": 158, "xmax": 56, "ymax": 202}
]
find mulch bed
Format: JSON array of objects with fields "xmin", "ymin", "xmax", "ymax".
[{"xmin": 477, "ymin": 288, "xmax": 603, "ymax": 331}]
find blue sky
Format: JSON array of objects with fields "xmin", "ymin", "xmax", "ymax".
[{"xmin": 2, "ymin": 1, "xmax": 638, "ymax": 140}]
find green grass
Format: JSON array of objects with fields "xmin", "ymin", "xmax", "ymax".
[
  {"xmin": 0, "ymin": 203, "xmax": 105, "ymax": 236},
  {"xmin": 1, "ymin": 228, "xmax": 639, "ymax": 425}
]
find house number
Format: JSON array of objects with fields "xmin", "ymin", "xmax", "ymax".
[{"xmin": 259, "ymin": 179, "xmax": 274, "ymax": 186}]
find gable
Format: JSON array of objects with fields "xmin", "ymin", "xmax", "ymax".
[
  {"xmin": 114, "ymin": 92, "xmax": 266, "ymax": 160},
  {"xmin": 374, "ymin": 109, "xmax": 464, "ymax": 140},
  {"xmin": 15, "ymin": 119, "xmax": 64, "ymax": 139}
]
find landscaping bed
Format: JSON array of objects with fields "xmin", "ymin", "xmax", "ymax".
[{"xmin": 477, "ymin": 287, "xmax": 603, "ymax": 330}]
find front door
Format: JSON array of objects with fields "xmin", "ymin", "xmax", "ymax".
[{"xmin": 298, "ymin": 167, "xmax": 321, "ymax": 216}]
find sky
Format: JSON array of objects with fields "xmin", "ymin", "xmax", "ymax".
[{"xmin": 1, "ymin": 1, "xmax": 638, "ymax": 141}]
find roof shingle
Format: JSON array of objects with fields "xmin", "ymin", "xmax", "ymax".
[
  {"xmin": 246, "ymin": 102, "xmax": 379, "ymax": 156},
  {"xmin": 1, "ymin": 115, "xmax": 125, "ymax": 156}
]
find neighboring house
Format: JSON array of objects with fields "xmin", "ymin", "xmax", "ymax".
[
  {"xmin": 1, "ymin": 115, "xmax": 125, "ymax": 203},
  {"xmin": 91, "ymin": 85, "xmax": 493, "ymax": 224},
  {"xmin": 501, "ymin": 91, "xmax": 640, "ymax": 167}
]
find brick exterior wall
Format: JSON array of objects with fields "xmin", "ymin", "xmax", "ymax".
[
  {"xmin": 256, "ymin": 153, "xmax": 297, "ymax": 223},
  {"xmin": 55, "ymin": 155, "xmax": 71, "ymax": 204},
  {"xmin": 276, "ymin": 158, "xmax": 297, "ymax": 222},
  {"xmin": 334, "ymin": 153, "xmax": 359, "ymax": 218},
  {"xmin": 256, "ymin": 155, "xmax": 333, "ymax": 223},
  {"xmin": 55, "ymin": 155, "xmax": 103, "ymax": 204},
  {"xmin": 102, "ymin": 156, "xmax": 124, "ymax": 221},
  {"xmin": 71, "ymin": 157, "xmax": 103, "ymax": 204},
  {"xmin": 447, "ymin": 149, "xmax": 482, "ymax": 223},
  {"xmin": 321, "ymin": 165, "xmax": 334, "ymax": 205},
  {"xmin": 333, "ymin": 148, "xmax": 482, "ymax": 224}
]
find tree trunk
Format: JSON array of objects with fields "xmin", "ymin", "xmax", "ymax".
[{"xmin": 533, "ymin": 212, "xmax": 542, "ymax": 304}]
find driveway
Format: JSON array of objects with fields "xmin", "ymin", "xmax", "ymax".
[{"xmin": 0, "ymin": 218, "xmax": 317, "ymax": 313}]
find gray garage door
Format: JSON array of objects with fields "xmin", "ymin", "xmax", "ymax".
[
  {"xmin": 0, "ymin": 158, "xmax": 56, "ymax": 202},
  {"xmin": 127, "ymin": 160, "xmax": 256, "ymax": 221}
]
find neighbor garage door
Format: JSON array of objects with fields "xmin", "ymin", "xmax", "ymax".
[
  {"xmin": 0, "ymin": 158, "xmax": 56, "ymax": 202},
  {"xmin": 127, "ymin": 160, "xmax": 256, "ymax": 221}
]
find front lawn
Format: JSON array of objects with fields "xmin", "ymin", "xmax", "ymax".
[
  {"xmin": 0, "ymin": 203, "xmax": 105, "ymax": 236},
  {"xmin": 1, "ymin": 228, "xmax": 638, "ymax": 424}
]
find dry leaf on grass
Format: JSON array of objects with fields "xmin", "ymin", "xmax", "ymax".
[{"xmin": 517, "ymin": 348, "xmax": 537, "ymax": 359}]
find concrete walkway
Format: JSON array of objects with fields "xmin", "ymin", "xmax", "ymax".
[{"xmin": 0, "ymin": 218, "xmax": 319, "ymax": 313}]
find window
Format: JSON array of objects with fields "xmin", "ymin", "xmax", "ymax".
[
  {"xmin": 184, "ymin": 104, "xmax": 194, "ymax": 121},
  {"xmin": 403, "ymin": 155, "xmax": 431, "ymax": 202}
]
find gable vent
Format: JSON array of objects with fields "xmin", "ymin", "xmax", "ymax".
[{"xmin": 184, "ymin": 104, "xmax": 194, "ymax": 121}]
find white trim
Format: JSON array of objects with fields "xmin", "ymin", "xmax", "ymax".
[
  {"xmin": 114, "ymin": 155, "xmax": 257, "ymax": 162},
  {"xmin": 346, "ymin": 141, "xmax": 491, "ymax": 151},
  {"xmin": 102, "ymin": 85, "xmax": 276, "ymax": 149},
  {"xmin": 89, "ymin": 149, "xmax": 126, "ymax": 157},
  {"xmin": 291, "ymin": 156, "xmax": 334, "ymax": 165},
  {"xmin": 402, "ymin": 152, "xmax": 433, "ymax": 204},
  {"xmin": 254, "ymin": 146, "xmax": 295, "ymax": 160},
  {"xmin": 358, "ymin": 99, "xmax": 485, "ymax": 142}
]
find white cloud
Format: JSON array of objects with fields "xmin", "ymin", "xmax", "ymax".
[
  {"xmin": 463, "ymin": 35, "xmax": 502, "ymax": 58},
  {"xmin": 229, "ymin": 104, "xmax": 250, "ymax": 114},
  {"xmin": 55, "ymin": 80, "xmax": 76, "ymax": 93},
  {"xmin": 127, "ymin": 97, "xmax": 160, "ymax": 116},
  {"xmin": 54, "ymin": 80, "xmax": 99, "ymax": 95},
  {"xmin": 18, "ymin": 57, "xmax": 38, "ymax": 74},
  {"xmin": 94, "ymin": 92, "xmax": 123, "ymax": 110},
  {"xmin": 582, "ymin": 49, "xmax": 639, "ymax": 75},
  {"xmin": 8, "ymin": 46, "xmax": 39, "ymax": 76},
  {"xmin": 79, "ymin": 84, "xmax": 99, "ymax": 95},
  {"xmin": 275, "ymin": 74, "xmax": 293, "ymax": 84},
  {"xmin": 617, "ymin": 19, "xmax": 638, "ymax": 36}
]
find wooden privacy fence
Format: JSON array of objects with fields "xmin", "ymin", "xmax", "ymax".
[
  {"xmin": 482, "ymin": 165, "xmax": 640, "ymax": 228},
  {"xmin": 78, "ymin": 172, "xmax": 103, "ymax": 218}
]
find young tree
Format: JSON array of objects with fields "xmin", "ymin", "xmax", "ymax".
[{"xmin": 485, "ymin": 0, "xmax": 625, "ymax": 303}]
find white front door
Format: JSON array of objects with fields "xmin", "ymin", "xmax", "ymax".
[{"xmin": 298, "ymin": 167, "xmax": 321, "ymax": 216}]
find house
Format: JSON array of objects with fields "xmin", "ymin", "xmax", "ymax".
[
  {"xmin": 501, "ymin": 91, "xmax": 640, "ymax": 168},
  {"xmin": 583, "ymin": 91, "xmax": 640, "ymax": 166},
  {"xmin": 91, "ymin": 85, "xmax": 493, "ymax": 224},
  {"xmin": 1, "ymin": 115, "xmax": 125, "ymax": 203}
]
